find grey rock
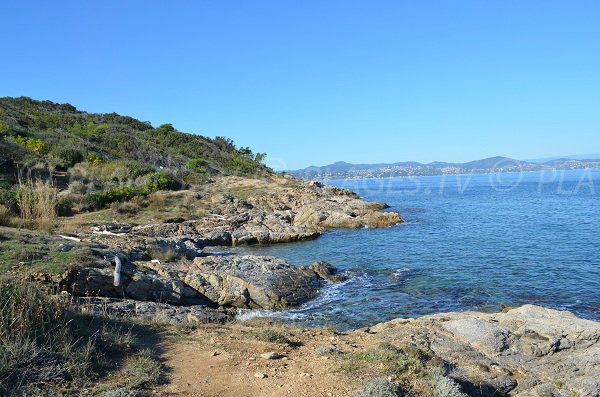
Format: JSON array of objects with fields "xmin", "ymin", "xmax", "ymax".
[
  {"xmin": 75, "ymin": 297, "xmax": 231, "ymax": 324},
  {"xmin": 369, "ymin": 305, "xmax": 600, "ymax": 397},
  {"xmin": 186, "ymin": 255, "xmax": 337, "ymax": 309}
]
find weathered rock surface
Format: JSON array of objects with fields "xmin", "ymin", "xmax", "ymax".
[
  {"xmin": 75, "ymin": 297, "xmax": 232, "ymax": 324},
  {"xmin": 129, "ymin": 175, "xmax": 402, "ymax": 246},
  {"xmin": 70, "ymin": 254, "xmax": 340, "ymax": 313},
  {"xmin": 368, "ymin": 305, "xmax": 600, "ymax": 397},
  {"xmin": 187, "ymin": 255, "xmax": 332, "ymax": 309}
]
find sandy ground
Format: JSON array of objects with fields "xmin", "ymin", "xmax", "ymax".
[{"xmin": 155, "ymin": 321, "xmax": 364, "ymax": 397}]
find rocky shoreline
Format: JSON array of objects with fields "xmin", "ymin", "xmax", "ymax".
[
  {"xmin": 27, "ymin": 175, "xmax": 400, "ymax": 323},
  {"xmin": 10, "ymin": 175, "xmax": 599, "ymax": 396},
  {"xmin": 363, "ymin": 305, "xmax": 600, "ymax": 396}
]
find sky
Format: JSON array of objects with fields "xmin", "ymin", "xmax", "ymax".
[{"xmin": 1, "ymin": 1, "xmax": 599, "ymax": 170}]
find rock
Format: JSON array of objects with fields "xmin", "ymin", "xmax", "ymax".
[
  {"xmin": 74, "ymin": 267, "xmax": 125, "ymax": 298},
  {"xmin": 260, "ymin": 352, "xmax": 282, "ymax": 360},
  {"xmin": 125, "ymin": 273, "xmax": 184, "ymax": 305},
  {"xmin": 75, "ymin": 297, "xmax": 231, "ymax": 324},
  {"xmin": 130, "ymin": 175, "xmax": 402, "ymax": 247},
  {"xmin": 186, "ymin": 255, "xmax": 332, "ymax": 309},
  {"xmin": 368, "ymin": 305, "xmax": 600, "ymax": 397},
  {"xmin": 91, "ymin": 223, "xmax": 132, "ymax": 235},
  {"xmin": 308, "ymin": 261, "xmax": 346, "ymax": 282},
  {"xmin": 254, "ymin": 372, "xmax": 267, "ymax": 379}
]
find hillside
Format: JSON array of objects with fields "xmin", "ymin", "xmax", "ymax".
[
  {"xmin": 0, "ymin": 96, "xmax": 270, "ymax": 184},
  {"xmin": 0, "ymin": 96, "xmax": 273, "ymax": 220}
]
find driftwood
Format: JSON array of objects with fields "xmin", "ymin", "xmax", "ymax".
[
  {"xmin": 113, "ymin": 256, "xmax": 122, "ymax": 287},
  {"xmin": 57, "ymin": 234, "xmax": 82, "ymax": 242}
]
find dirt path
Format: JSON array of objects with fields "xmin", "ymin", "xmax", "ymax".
[{"xmin": 156, "ymin": 321, "xmax": 361, "ymax": 397}]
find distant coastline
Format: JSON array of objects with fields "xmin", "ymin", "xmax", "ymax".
[{"xmin": 290, "ymin": 155, "xmax": 600, "ymax": 180}]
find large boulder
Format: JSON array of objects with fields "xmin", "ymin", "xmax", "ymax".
[{"xmin": 185, "ymin": 255, "xmax": 337, "ymax": 309}]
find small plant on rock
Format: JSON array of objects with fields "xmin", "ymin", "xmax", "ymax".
[{"xmin": 355, "ymin": 379, "xmax": 400, "ymax": 397}]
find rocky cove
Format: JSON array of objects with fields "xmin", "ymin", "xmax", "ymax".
[{"xmin": 5, "ymin": 174, "xmax": 600, "ymax": 396}]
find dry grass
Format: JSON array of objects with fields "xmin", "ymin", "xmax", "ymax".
[
  {"xmin": 0, "ymin": 204, "xmax": 15, "ymax": 227},
  {"xmin": 15, "ymin": 178, "xmax": 58, "ymax": 230},
  {"xmin": 110, "ymin": 195, "xmax": 146, "ymax": 215}
]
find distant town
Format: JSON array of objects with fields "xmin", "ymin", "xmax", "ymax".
[{"xmin": 290, "ymin": 156, "xmax": 600, "ymax": 180}]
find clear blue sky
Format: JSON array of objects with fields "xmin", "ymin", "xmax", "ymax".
[{"xmin": 1, "ymin": 1, "xmax": 599, "ymax": 170}]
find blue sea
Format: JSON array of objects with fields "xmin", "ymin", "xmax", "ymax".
[{"xmin": 233, "ymin": 169, "xmax": 600, "ymax": 329}]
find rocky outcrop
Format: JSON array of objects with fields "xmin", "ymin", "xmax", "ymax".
[
  {"xmin": 129, "ymin": 175, "xmax": 402, "ymax": 246},
  {"xmin": 76, "ymin": 297, "xmax": 232, "ymax": 324},
  {"xmin": 186, "ymin": 255, "xmax": 330, "ymax": 309},
  {"xmin": 70, "ymin": 255, "xmax": 341, "ymax": 312},
  {"xmin": 367, "ymin": 305, "xmax": 600, "ymax": 397}
]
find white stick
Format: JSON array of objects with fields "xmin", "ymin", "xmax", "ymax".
[
  {"xmin": 113, "ymin": 256, "xmax": 122, "ymax": 287},
  {"xmin": 57, "ymin": 234, "xmax": 82, "ymax": 242}
]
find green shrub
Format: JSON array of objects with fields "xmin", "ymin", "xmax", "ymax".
[
  {"xmin": 0, "ymin": 121, "xmax": 10, "ymax": 136},
  {"xmin": 252, "ymin": 329, "xmax": 291, "ymax": 344},
  {"xmin": 69, "ymin": 121, "xmax": 109, "ymax": 137},
  {"xmin": 86, "ymin": 186, "xmax": 137, "ymax": 209},
  {"xmin": 85, "ymin": 151, "xmax": 103, "ymax": 165},
  {"xmin": 6, "ymin": 135, "xmax": 46, "ymax": 154},
  {"xmin": 143, "ymin": 171, "xmax": 177, "ymax": 192},
  {"xmin": 51, "ymin": 145, "xmax": 84, "ymax": 168},
  {"xmin": 187, "ymin": 158, "xmax": 209, "ymax": 174}
]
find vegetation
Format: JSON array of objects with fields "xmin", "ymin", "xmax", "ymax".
[
  {"xmin": 0, "ymin": 96, "xmax": 272, "ymax": 225},
  {"xmin": 251, "ymin": 329, "xmax": 292, "ymax": 344},
  {"xmin": 340, "ymin": 342, "xmax": 467, "ymax": 396},
  {"xmin": 0, "ymin": 278, "xmax": 163, "ymax": 395},
  {"xmin": 15, "ymin": 179, "xmax": 58, "ymax": 229},
  {"xmin": 355, "ymin": 379, "xmax": 400, "ymax": 397}
]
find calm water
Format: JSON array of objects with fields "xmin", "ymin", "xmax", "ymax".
[{"xmin": 233, "ymin": 169, "xmax": 600, "ymax": 329}]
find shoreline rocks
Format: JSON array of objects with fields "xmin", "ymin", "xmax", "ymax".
[
  {"xmin": 70, "ymin": 255, "xmax": 342, "ymax": 312},
  {"xmin": 367, "ymin": 305, "xmax": 600, "ymax": 397}
]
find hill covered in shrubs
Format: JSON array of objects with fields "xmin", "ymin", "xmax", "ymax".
[{"xmin": 0, "ymin": 96, "xmax": 271, "ymax": 224}]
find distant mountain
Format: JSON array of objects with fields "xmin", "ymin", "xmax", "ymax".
[
  {"xmin": 289, "ymin": 156, "xmax": 600, "ymax": 180},
  {"xmin": 526, "ymin": 153, "xmax": 600, "ymax": 163}
]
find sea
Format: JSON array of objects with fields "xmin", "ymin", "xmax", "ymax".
[{"xmin": 231, "ymin": 169, "xmax": 600, "ymax": 330}]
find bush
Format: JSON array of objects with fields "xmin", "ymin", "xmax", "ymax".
[
  {"xmin": 111, "ymin": 196, "xmax": 145, "ymax": 215},
  {"xmin": 69, "ymin": 121, "xmax": 109, "ymax": 137},
  {"xmin": 142, "ymin": 171, "xmax": 178, "ymax": 192},
  {"xmin": 252, "ymin": 329, "xmax": 291, "ymax": 344},
  {"xmin": 51, "ymin": 145, "xmax": 84, "ymax": 169},
  {"xmin": 187, "ymin": 158, "xmax": 209, "ymax": 174},
  {"xmin": 6, "ymin": 135, "xmax": 46, "ymax": 154},
  {"xmin": 355, "ymin": 379, "xmax": 400, "ymax": 397},
  {"xmin": 85, "ymin": 151, "xmax": 103, "ymax": 165},
  {"xmin": 87, "ymin": 186, "xmax": 137, "ymax": 209},
  {"xmin": 0, "ymin": 121, "xmax": 10, "ymax": 136},
  {"xmin": 429, "ymin": 367, "xmax": 468, "ymax": 397}
]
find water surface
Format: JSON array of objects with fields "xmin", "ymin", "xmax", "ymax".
[{"xmin": 232, "ymin": 169, "xmax": 600, "ymax": 329}]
